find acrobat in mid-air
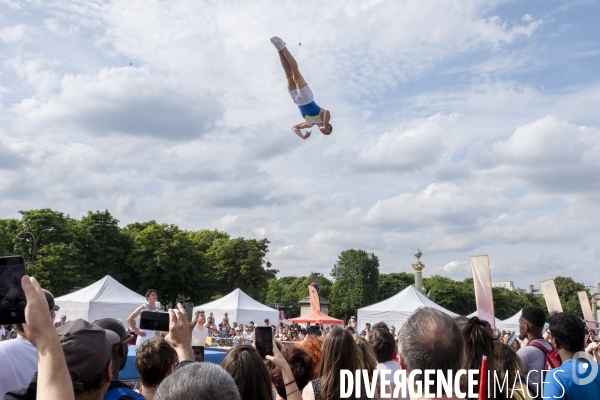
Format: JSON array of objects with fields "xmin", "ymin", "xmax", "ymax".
[{"xmin": 271, "ymin": 36, "xmax": 332, "ymax": 139}]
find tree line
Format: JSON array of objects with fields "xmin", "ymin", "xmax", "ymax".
[
  {"xmin": 0, "ymin": 209, "xmax": 277, "ymax": 306},
  {"xmin": 1, "ymin": 210, "xmax": 591, "ymax": 320},
  {"xmin": 266, "ymin": 249, "xmax": 591, "ymax": 321}
]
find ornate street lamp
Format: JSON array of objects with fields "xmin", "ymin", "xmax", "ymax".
[{"xmin": 17, "ymin": 227, "xmax": 57, "ymax": 262}]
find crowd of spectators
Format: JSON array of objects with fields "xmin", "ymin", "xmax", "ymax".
[{"xmin": 1, "ymin": 281, "xmax": 600, "ymax": 400}]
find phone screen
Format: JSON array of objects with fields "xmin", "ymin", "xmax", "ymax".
[
  {"xmin": 507, "ymin": 332, "xmax": 518, "ymax": 346},
  {"xmin": 0, "ymin": 256, "xmax": 27, "ymax": 324},
  {"xmin": 255, "ymin": 326, "xmax": 273, "ymax": 359},
  {"xmin": 139, "ymin": 310, "xmax": 170, "ymax": 332}
]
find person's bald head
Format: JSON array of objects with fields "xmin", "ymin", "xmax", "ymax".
[{"xmin": 399, "ymin": 308, "xmax": 464, "ymax": 393}]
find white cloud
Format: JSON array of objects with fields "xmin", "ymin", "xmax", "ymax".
[
  {"xmin": 14, "ymin": 67, "xmax": 223, "ymax": 140},
  {"xmin": 0, "ymin": 0, "xmax": 598, "ymax": 288},
  {"xmin": 0, "ymin": 23, "xmax": 31, "ymax": 43}
]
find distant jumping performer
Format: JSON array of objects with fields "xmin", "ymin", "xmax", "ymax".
[{"xmin": 271, "ymin": 36, "xmax": 332, "ymax": 139}]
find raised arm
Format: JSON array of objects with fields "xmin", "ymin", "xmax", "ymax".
[
  {"xmin": 291, "ymin": 122, "xmax": 312, "ymax": 139},
  {"xmin": 127, "ymin": 305, "xmax": 146, "ymax": 336},
  {"xmin": 22, "ymin": 276, "xmax": 75, "ymax": 400}
]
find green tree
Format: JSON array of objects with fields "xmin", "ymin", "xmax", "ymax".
[
  {"xmin": 329, "ymin": 249, "xmax": 379, "ymax": 320},
  {"xmin": 189, "ymin": 229, "xmax": 230, "ymax": 253},
  {"xmin": 553, "ymin": 276, "xmax": 589, "ymax": 317},
  {"xmin": 0, "ymin": 218, "xmax": 21, "ymax": 255},
  {"xmin": 28, "ymin": 242, "xmax": 90, "ymax": 296},
  {"xmin": 378, "ymin": 272, "xmax": 414, "ymax": 301},
  {"xmin": 264, "ymin": 273, "xmax": 333, "ymax": 318},
  {"xmin": 77, "ymin": 210, "xmax": 132, "ymax": 283},
  {"xmin": 423, "ymin": 275, "xmax": 471, "ymax": 315},
  {"xmin": 127, "ymin": 224, "xmax": 211, "ymax": 306},
  {"xmin": 16, "ymin": 208, "xmax": 78, "ymax": 262},
  {"xmin": 205, "ymin": 237, "xmax": 277, "ymax": 301}
]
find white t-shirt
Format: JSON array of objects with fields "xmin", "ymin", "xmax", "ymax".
[
  {"xmin": 136, "ymin": 304, "xmax": 159, "ymax": 345},
  {"xmin": 376, "ymin": 360, "xmax": 407, "ymax": 399},
  {"xmin": 0, "ymin": 338, "xmax": 38, "ymax": 397},
  {"xmin": 0, "ymin": 326, "xmax": 5, "ymax": 339},
  {"xmin": 191, "ymin": 326, "xmax": 209, "ymax": 346}
]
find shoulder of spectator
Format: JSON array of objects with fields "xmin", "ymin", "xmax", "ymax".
[{"xmin": 174, "ymin": 360, "xmax": 197, "ymax": 372}]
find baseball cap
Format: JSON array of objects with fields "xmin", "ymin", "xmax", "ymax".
[
  {"xmin": 350, "ymin": 316, "xmax": 356, "ymax": 319},
  {"xmin": 235, "ymin": 327, "xmax": 240, "ymax": 331},
  {"xmin": 57, "ymin": 319, "xmax": 120, "ymax": 390},
  {"xmin": 94, "ymin": 317, "xmax": 134, "ymax": 344}
]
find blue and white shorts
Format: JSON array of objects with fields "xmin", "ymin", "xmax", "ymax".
[{"xmin": 289, "ymin": 85, "xmax": 314, "ymax": 106}]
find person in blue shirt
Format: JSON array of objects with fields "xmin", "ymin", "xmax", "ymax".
[
  {"xmin": 271, "ymin": 36, "xmax": 332, "ymax": 140},
  {"xmin": 543, "ymin": 312, "xmax": 600, "ymax": 399}
]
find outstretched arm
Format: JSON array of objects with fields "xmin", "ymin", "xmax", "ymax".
[
  {"xmin": 292, "ymin": 122, "xmax": 312, "ymax": 139},
  {"xmin": 127, "ymin": 305, "xmax": 146, "ymax": 336}
]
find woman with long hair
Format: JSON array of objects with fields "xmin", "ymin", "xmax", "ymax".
[
  {"xmin": 302, "ymin": 327, "xmax": 366, "ymax": 400},
  {"xmin": 296, "ymin": 333, "xmax": 324, "ymax": 378},
  {"xmin": 221, "ymin": 345, "xmax": 273, "ymax": 400},
  {"xmin": 221, "ymin": 344, "xmax": 303, "ymax": 400},
  {"xmin": 490, "ymin": 341, "xmax": 532, "ymax": 400},
  {"xmin": 461, "ymin": 317, "xmax": 496, "ymax": 399}
]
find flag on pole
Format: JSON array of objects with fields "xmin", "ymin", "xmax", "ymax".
[
  {"xmin": 470, "ymin": 255, "xmax": 496, "ymax": 330},
  {"xmin": 578, "ymin": 291, "xmax": 596, "ymax": 331},
  {"xmin": 540, "ymin": 279, "xmax": 563, "ymax": 314},
  {"xmin": 308, "ymin": 285, "xmax": 320, "ymax": 312}
]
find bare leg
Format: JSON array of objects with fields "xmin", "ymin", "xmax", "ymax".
[
  {"xmin": 281, "ymin": 48, "xmax": 308, "ymax": 89},
  {"xmin": 278, "ymin": 51, "xmax": 296, "ymax": 92}
]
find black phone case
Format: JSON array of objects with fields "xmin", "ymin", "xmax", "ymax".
[
  {"xmin": 139, "ymin": 310, "xmax": 170, "ymax": 331},
  {"xmin": 255, "ymin": 327, "xmax": 273, "ymax": 359}
]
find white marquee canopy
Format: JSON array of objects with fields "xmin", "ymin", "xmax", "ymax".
[
  {"xmin": 193, "ymin": 288, "xmax": 278, "ymax": 325},
  {"xmin": 54, "ymin": 275, "xmax": 148, "ymax": 324},
  {"xmin": 357, "ymin": 285, "xmax": 459, "ymax": 330}
]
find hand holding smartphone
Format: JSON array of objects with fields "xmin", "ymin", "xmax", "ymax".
[
  {"xmin": 254, "ymin": 326, "xmax": 273, "ymax": 359},
  {"xmin": 0, "ymin": 256, "xmax": 27, "ymax": 324}
]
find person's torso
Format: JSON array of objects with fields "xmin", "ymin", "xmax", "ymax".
[
  {"xmin": 105, "ymin": 380, "xmax": 146, "ymax": 400},
  {"xmin": 298, "ymin": 101, "xmax": 323, "ymax": 124},
  {"xmin": 543, "ymin": 359, "xmax": 600, "ymax": 400},
  {"xmin": 0, "ymin": 339, "xmax": 38, "ymax": 397},
  {"xmin": 191, "ymin": 326, "xmax": 208, "ymax": 346},
  {"xmin": 517, "ymin": 340, "xmax": 551, "ymax": 396}
]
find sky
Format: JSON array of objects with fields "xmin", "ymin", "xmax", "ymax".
[{"xmin": 1, "ymin": 0, "xmax": 599, "ymax": 291}]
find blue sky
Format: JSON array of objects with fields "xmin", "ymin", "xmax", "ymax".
[{"xmin": 1, "ymin": 0, "xmax": 599, "ymax": 290}]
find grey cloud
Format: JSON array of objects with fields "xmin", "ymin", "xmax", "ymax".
[
  {"xmin": 433, "ymin": 161, "xmax": 473, "ymax": 181},
  {"xmin": 206, "ymin": 189, "xmax": 293, "ymax": 209},
  {"xmin": 480, "ymin": 116, "xmax": 600, "ymax": 194},
  {"xmin": 15, "ymin": 68, "xmax": 223, "ymax": 141},
  {"xmin": 0, "ymin": 142, "xmax": 27, "ymax": 169}
]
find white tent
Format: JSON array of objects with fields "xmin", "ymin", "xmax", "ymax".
[
  {"xmin": 466, "ymin": 311, "xmax": 502, "ymax": 326},
  {"xmin": 495, "ymin": 309, "xmax": 549, "ymax": 332},
  {"xmin": 192, "ymin": 288, "xmax": 278, "ymax": 325},
  {"xmin": 357, "ymin": 285, "xmax": 459, "ymax": 330},
  {"xmin": 54, "ymin": 276, "xmax": 147, "ymax": 323},
  {"xmin": 496, "ymin": 309, "xmax": 522, "ymax": 331}
]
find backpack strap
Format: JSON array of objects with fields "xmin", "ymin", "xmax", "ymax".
[{"xmin": 528, "ymin": 341, "xmax": 561, "ymax": 369}]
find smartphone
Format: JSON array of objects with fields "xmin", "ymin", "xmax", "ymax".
[
  {"xmin": 507, "ymin": 332, "xmax": 518, "ymax": 346},
  {"xmin": 255, "ymin": 326, "xmax": 273, "ymax": 359},
  {"xmin": 308, "ymin": 325, "xmax": 321, "ymax": 336},
  {"xmin": 0, "ymin": 256, "xmax": 27, "ymax": 324},
  {"xmin": 139, "ymin": 310, "xmax": 170, "ymax": 332}
]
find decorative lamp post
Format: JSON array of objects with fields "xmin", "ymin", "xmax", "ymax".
[
  {"xmin": 17, "ymin": 227, "xmax": 57, "ymax": 262},
  {"xmin": 412, "ymin": 248, "xmax": 425, "ymax": 293}
]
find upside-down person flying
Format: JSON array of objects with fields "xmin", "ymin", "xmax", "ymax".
[{"xmin": 271, "ymin": 36, "xmax": 332, "ymax": 139}]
